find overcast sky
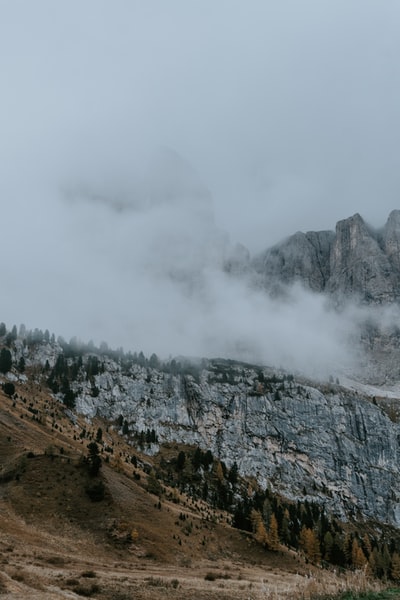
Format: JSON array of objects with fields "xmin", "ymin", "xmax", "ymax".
[{"xmin": 1, "ymin": 1, "xmax": 399, "ymax": 372}]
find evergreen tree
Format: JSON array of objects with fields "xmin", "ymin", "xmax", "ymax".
[
  {"xmin": 280, "ymin": 508, "xmax": 291, "ymax": 546},
  {"xmin": 149, "ymin": 353, "xmax": 160, "ymax": 369},
  {"xmin": 351, "ymin": 538, "xmax": 367, "ymax": 569},
  {"xmin": 215, "ymin": 461, "xmax": 224, "ymax": 483},
  {"xmin": 362, "ymin": 534, "xmax": 372, "ymax": 559},
  {"xmin": 0, "ymin": 348, "xmax": 12, "ymax": 373},
  {"xmin": 192, "ymin": 447, "xmax": 203, "ymax": 471},
  {"xmin": 268, "ymin": 513, "xmax": 280, "ymax": 551},
  {"xmin": 251, "ymin": 509, "xmax": 268, "ymax": 545},
  {"xmin": 202, "ymin": 450, "xmax": 214, "ymax": 470},
  {"xmin": 3, "ymin": 382, "xmax": 15, "ymax": 397},
  {"xmin": 391, "ymin": 552, "xmax": 400, "ymax": 581},
  {"xmin": 368, "ymin": 548, "xmax": 380, "ymax": 578},
  {"xmin": 176, "ymin": 451, "xmax": 186, "ymax": 471},
  {"xmin": 300, "ymin": 527, "xmax": 321, "ymax": 564},
  {"xmin": 228, "ymin": 461, "xmax": 238, "ymax": 485},
  {"xmin": 323, "ymin": 531, "xmax": 334, "ymax": 561},
  {"xmin": 87, "ymin": 442, "xmax": 101, "ymax": 476}
]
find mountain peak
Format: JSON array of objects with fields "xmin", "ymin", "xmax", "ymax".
[{"xmin": 254, "ymin": 211, "xmax": 400, "ymax": 304}]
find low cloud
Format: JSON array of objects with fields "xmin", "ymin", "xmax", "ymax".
[{"xmin": 0, "ymin": 147, "xmax": 368, "ymax": 380}]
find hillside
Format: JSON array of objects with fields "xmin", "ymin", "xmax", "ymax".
[
  {"xmin": 1, "ymin": 361, "xmax": 381, "ymax": 600},
  {"xmin": 2, "ymin": 328, "xmax": 400, "ymax": 598}
]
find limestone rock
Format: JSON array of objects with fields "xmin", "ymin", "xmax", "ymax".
[
  {"xmin": 328, "ymin": 213, "xmax": 396, "ymax": 303},
  {"xmin": 70, "ymin": 355, "xmax": 400, "ymax": 527},
  {"xmin": 253, "ymin": 211, "xmax": 400, "ymax": 304},
  {"xmin": 253, "ymin": 230, "xmax": 334, "ymax": 293},
  {"xmin": 383, "ymin": 209, "xmax": 400, "ymax": 275}
]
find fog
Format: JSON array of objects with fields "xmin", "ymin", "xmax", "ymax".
[{"xmin": 1, "ymin": 1, "xmax": 400, "ymax": 376}]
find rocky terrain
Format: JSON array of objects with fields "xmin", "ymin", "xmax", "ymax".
[
  {"xmin": 253, "ymin": 210, "xmax": 400, "ymax": 304},
  {"xmin": 4, "ymin": 333, "xmax": 400, "ymax": 529},
  {"xmin": 2, "ymin": 211, "xmax": 400, "ymax": 597},
  {"xmin": 2, "ymin": 340, "xmax": 388, "ymax": 600},
  {"xmin": 71, "ymin": 357, "xmax": 400, "ymax": 527},
  {"xmin": 249, "ymin": 210, "xmax": 400, "ymax": 384}
]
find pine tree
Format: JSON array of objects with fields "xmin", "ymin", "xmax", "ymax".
[
  {"xmin": 0, "ymin": 348, "xmax": 12, "ymax": 373},
  {"xmin": 382, "ymin": 544, "xmax": 392, "ymax": 579},
  {"xmin": 268, "ymin": 513, "xmax": 280, "ymax": 551},
  {"xmin": 215, "ymin": 461, "xmax": 224, "ymax": 482},
  {"xmin": 192, "ymin": 447, "xmax": 202, "ymax": 471},
  {"xmin": 351, "ymin": 538, "xmax": 367, "ymax": 569},
  {"xmin": 251, "ymin": 510, "xmax": 268, "ymax": 546},
  {"xmin": 391, "ymin": 552, "xmax": 400, "ymax": 582},
  {"xmin": 87, "ymin": 442, "xmax": 101, "ymax": 476},
  {"xmin": 362, "ymin": 534, "xmax": 372, "ymax": 559},
  {"xmin": 323, "ymin": 531, "xmax": 334, "ymax": 561},
  {"xmin": 228, "ymin": 461, "xmax": 238, "ymax": 485},
  {"xmin": 367, "ymin": 548, "xmax": 379, "ymax": 578},
  {"xmin": 280, "ymin": 508, "xmax": 291, "ymax": 546},
  {"xmin": 176, "ymin": 451, "xmax": 186, "ymax": 471},
  {"xmin": 299, "ymin": 527, "xmax": 321, "ymax": 564}
]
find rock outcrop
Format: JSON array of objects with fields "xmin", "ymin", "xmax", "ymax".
[
  {"xmin": 383, "ymin": 209, "xmax": 400, "ymax": 275},
  {"xmin": 253, "ymin": 230, "xmax": 334, "ymax": 294},
  {"xmin": 253, "ymin": 211, "xmax": 400, "ymax": 304},
  {"xmin": 328, "ymin": 213, "xmax": 396, "ymax": 303},
  {"xmin": 68, "ymin": 356, "xmax": 400, "ymax": 527}
]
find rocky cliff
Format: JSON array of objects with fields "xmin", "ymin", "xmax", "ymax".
[
  {"xmin": 53, "ymin": 351, "xmax": 400, "ymax": 528},
  {"xmin": 4, "ymin": 328, "xmax": 400, "ymax": 533},
  {"xmin": 254, "ymin": 210, "xmax": 400, "ymax": 304}
]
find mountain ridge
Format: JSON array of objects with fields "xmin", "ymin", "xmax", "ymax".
[{"xmin": 252, "ymin": 210, "xmax": 400, "ymax": 304}]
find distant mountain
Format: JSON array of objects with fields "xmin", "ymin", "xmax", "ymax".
[{"xmin": 253, "ymin": 210, "xmax": 400, "ymax": 304}]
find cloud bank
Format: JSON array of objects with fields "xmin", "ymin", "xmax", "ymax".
[
  {"xmin": 1, "ymin": 146, "xmax": 364, "ymax": 378},
  {"xmin": 1, "ymin": 1, "xmax": 400, "ymax": 377}
]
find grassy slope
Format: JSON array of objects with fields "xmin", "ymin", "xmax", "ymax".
[{"xmin": 0, "ymin": 373, "xmax": 395, "ymax": 599}]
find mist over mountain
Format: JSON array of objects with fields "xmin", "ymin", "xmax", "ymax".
[
  {"xmin": 2, "ymin": 2, "xmax": 400, "ymax": 382},
  {"xmin": 2, "ymin": 138, "xmax": 399, "ymax": 382}
]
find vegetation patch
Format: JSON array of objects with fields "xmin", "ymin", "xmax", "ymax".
[
  {"xmin": 80, "ymin": 570, "xmax": 97, "ymax": 578},
  {"xmin": 73, "ymin": 583, "xmax": 101, "ymax": 597},
  {"xmin": 313, "ymin": 590, "xmax": 400, "ymax": 599}
]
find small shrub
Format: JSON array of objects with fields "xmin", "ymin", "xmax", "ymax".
[
  {"xmin": 65, "ymin": 578, "xmax": 80, "ymax": 586},
  {"xmin": 81, "ymin": 570, "xmax": 96, "ymax": 578},
  {"xmin": 85, "ymin": 480, "xmax": 105, "ymax": 502},
  {"xmin": 45, "ymin": 555, "xmax": 65, "ymax": 566},
  {"xmin": 73, "ymin": 584, "xmax": 100, "ymax": 597},
  {"xmin": 146, "ymin": 576, "xmax": 164, "ymax": 587}
]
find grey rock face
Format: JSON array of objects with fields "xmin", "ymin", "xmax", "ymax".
[
  {"xmin": 383, "ymin": 210, "xmax": 400, "ymax": 276},
  {"xmin": 328, "ymin": 213, "xmax": 396, "ymax": 303},
  {"xmin": 72, "ymin": 357, "xmax": 400, "ymax": 526},
  {"xmin": 253, "ymin": 212, "xmax": 400, "ymax": 304},
  {"xmin": 253, "ymin": 230, "xmax": 334, "ymax": 293}
]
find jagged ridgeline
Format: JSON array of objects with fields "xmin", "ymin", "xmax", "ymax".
[
  {"xmin": 253, "ymin": 210, "xmax": 400, "ymax": 303},
  {"xmin": 2, "ymin": 322, "xmax": 400, "ymax": 580}
]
